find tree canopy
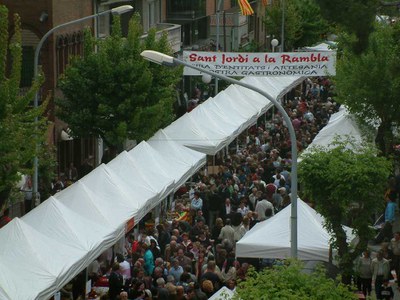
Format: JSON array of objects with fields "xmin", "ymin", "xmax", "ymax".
[
  {"xmin": 316, "ymin": 0, "xmax": 400, "ymax": 53},
  {"xmin": 316, "ymin": 0, "xmax": 378, "ymax": 54},
  {"xmin": 57, "ymin": 14, "xmax": 181, "ymax": 155},
  {"xmin": 293, "ymin": 0, "xmax": 331, "ymax": 47},
  {"xmin": 298, "ymin": 138, "xmax": 392, "ymax": 282},
  {"xmin": 334, "ymin": 22, "xmax": 400, "ymax": 155},
  {"xmin": 0, "ymin": 5, "xmax": 50, "ymax": 209},
  {"xmin": 234, "ymin": 260, "xmax": 357, "ymax": 299},
  {"xmin": 265, "ymin": 0, "xmax": 330, "ymax": 51}
]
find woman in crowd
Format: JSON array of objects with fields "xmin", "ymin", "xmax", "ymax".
[
  {"xmin": 355, "ymin": 249, "xmax": 372, "ymax": 297},
  {"xmin": 221, "ymin": 257, "xmax": 237, "ymax": 283}
]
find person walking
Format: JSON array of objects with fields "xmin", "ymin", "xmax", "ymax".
[
  {"xmin": 372, "ymin": 250, "xmax": 391, "ymax": 300},
  {"xmin": 375, "ymin": 192, "xmax": 397, "ymax": 244},
  {"xmin": 390, "ymin": 232, "xmax": 400, "ymax": 278},
  {"xmin": 143, "ymin": 243, "xmax": 155, "ymax": 276},
  {"xmin": 108, "ymin": 262, "xmax": 123, "ymax": 300},
  {"xmin": 21, "ymin": 175, "xmax": 33, "ymax": 214},
  {"xmin": 218, "ymin": 219, "xmax": 235, "ymax": 247},
  {"xmin": 355, "ymin": 250, "xmax": 372, "ymax": 297}
]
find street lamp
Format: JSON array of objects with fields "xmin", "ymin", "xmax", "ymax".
[
  {"xmin": 271, "ymin": 38, "xmax": 279, "ymax": 53},
  {"xmin": 32, "ymin": 5, "xmax": 133, "ymax": 204},
  {"xmin": 141, "ymin": 50, "xmax": 298, "ymax": 258},
  {"xmin": 281, "ymin": 0, "xmax": 285, "ymax": 52},
  {"xmin": 215, "ymin": 0, "xmax": 223, "ymax": 95}
]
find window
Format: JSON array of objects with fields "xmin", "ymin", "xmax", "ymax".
[
  {"xmin": 166, "ymin": 0, "xmax": 206, "ymax": 19},
  {"xmin": 20, "ymin": 46, "xmax": 34, "ymax": 87},
  {"xmin": 56, "ymin": 31, "xmax": 84, "ymax": 80}
]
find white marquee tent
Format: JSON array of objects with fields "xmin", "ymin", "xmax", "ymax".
[
  {"xmin": 236, "ymin": 199, "xmax": 354, "ymax": 262},
  {"xmin": 209, "ymin": 286, "xmax": 236, "ymax": 300},
  {"xmin": 162, "ymin": 76, "xmax": 304, "ymax": 155},
  {"xmin": 299, "ymin": 106, "xmax": 365, "ymax": 159},
  {"xmin": 0, "ymin": 73, "xmax": 306, "ymax": 299},
  {"xmin": 303, "ymin": 42, "xmax": 336, "ymax": 52},
  {"xmin": 0, "ymin": 140, "xmax": 206, "ymax": 300}
]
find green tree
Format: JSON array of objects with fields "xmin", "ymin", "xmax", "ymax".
[
  {"xmin": 292, "ymin": 0, "xmax": 331, "ymax": 47},
  {"xmin": 316, "ymin": 0, "xmax": 400, "ymax": 53},
  {"xmin": 57, "ymin": 14, "xmax": 181, "ymax": 159},
  {"xmin": 234, "ymin": 260, "xmax": 357, "ymax": 299},
  {"xmin": 0, "ymin": 5, "xmax": 50, "ymax": 209},
  {"xmin": 299, "ymin": 138, "xmax": 392, "ymax": 283},
  {"xmin": 265, "ymin": 0, "xmax": 329, "ymax": 51},
  {"xmin": 265, "ymin": 0, "xmax": 302, "ymax": 51},
  {"xmin": 334, "ymin": 22, "xmax": 400, "ymax": 155}
]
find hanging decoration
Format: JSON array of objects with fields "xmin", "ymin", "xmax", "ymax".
[{"xmin": 238, "ymin": 0, "xmax": 254, "ymax": 15}]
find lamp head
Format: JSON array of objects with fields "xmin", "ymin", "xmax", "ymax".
[
  {"xmin": 141, "ymin": 50, "xmax": 175, "ymax": 66},
  {"xmin": 111, "ymin": 5, "xmax": 134, "ymax": 15},
  {"xmin": 39, "ymin": 11, "xmax": 48, "ymax": 22},
  {"xmin": 201, "ymin": 74, "xmax": 212, "ymax": 84},
  {"xmin": 271, "ymin": 39, "xmax": 279, "ymax": 47}
]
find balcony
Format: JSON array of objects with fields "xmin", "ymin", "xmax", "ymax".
[{"xmin": 141, "ymin": 23, "xmax": 182, "ymax": 53}]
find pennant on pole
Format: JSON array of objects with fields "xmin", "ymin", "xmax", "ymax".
[{"xmin": 238, "ymin": 0, "xmax": 254, "ymax": 15}]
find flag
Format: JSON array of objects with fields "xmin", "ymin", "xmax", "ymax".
[{"xmin": 238, "ymin": 0, "xmax": 254, "ymax": 15}]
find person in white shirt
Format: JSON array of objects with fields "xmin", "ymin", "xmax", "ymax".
[
  {"xmin": 371, "ymin": 250, "xmax": 390, "ymax": 299},
  {"xmin": 221, "ymin": 198, "xmax": 232, "ymax": 220},
  {"xmin": 218, "ymin": 219, "xmax": 235, "ymax": 246},
  {"xmin": 116, "ymin": 253, "xmax": 131, "ymax": 282},
  {"xmin": 191, "ymin": 191, "xmax": 203, "ymax": 211},
  {"xmin": 237, "ymin": 201, "xmax": 249, "ymax": 217},
  {"xmin": 255, "ymin": 196, "xmax": 275, "ymax": 221}
]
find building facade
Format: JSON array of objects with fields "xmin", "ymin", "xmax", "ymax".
[
  {"xmin": 2, "ymin": 0, "xmax": 267, "ymax": 182},
  {"xmin": 1, "ymin": 0, "xmax": 182, "ymax": 178}
]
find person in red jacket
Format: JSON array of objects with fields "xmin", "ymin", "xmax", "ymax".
[{"xmin": 0, "ymin": 208, "xmax": 12, "ymax": 229}]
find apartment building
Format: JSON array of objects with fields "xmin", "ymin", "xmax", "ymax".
[
  {"xmin": 164, "ymin": 0, "xmax": 266, "ymax": 51},
  {"xmin": 1, "ymin": 0, "xmax": 266, "ymax": 178}
]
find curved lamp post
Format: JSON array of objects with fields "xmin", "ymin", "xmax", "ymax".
[
  {"xmin": 32, "ymin": 5, "xmax": 133, "ymax": 204},
  {"xmin": 141, "ymin": 50, "xmax": 298, "ymax": 258}
]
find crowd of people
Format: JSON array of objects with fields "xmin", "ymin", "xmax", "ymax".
[
  {"xmin": 355, "ymin": 231, "xmax": 400, "ymax": 300},
  {"xmin": 59, "ymin": 76, "xmax": 343, "ymax": 300},
  {"xmin": 50, "ymin": 159, "xmax": 94, "ymax": 196},
  {"xmin": 353, "ymin": 182, "xmax": 400, "ymax": 300}
]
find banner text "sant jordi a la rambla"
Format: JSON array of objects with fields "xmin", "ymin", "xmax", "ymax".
[{"xmin": 182, "ymin": 51, "xmax": 336, "ymax": 77}]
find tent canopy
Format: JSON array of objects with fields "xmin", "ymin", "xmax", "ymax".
[
  {"xmin": 208, "ymin": 287, "xmax": 235, "ymax": 300},
  {"xmin": 147, "ymin": 129, "xmax": 207, "ymax": 190},
  {"xmin": 0, "ymin": 139, "xmax": 206, "ymax": 300},
  {"xmin": 163, "ymin": 76, "xmax": 305, "ymax": 155},
  {"xmin": 0, "ymin": 218, "xmax": 89, "ymax": 299},
  {"xmin": 303, "ymin": 42, "xmax": 336, "ymax": 52},
  {"xmin": 0, "ymin": 74, "xmax": 305, "ymax": 299},
  {"xmin": 299, "ymin": 106, "xmax": 365, "ymax": 160},
  {"xmin": 236, "ymin": 199, "xmax": 354, "ymax": 262}
]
